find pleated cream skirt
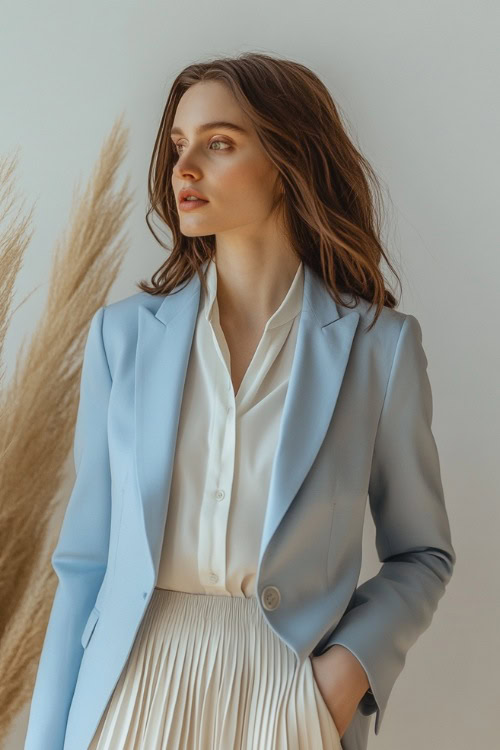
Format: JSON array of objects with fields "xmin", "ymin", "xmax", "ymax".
[{"xmin": 87, "ymin": 587, "xmax": 341, "ymax": 749}]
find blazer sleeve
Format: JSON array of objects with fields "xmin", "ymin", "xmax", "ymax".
[
  {"xmin": 24, "ymin": 306, "xmax": 112, "ymax": 750},
  {"xmin": 323, "ymin": 313, "xmax": 456, "ymax": 736}
]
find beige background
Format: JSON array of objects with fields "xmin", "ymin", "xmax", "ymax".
[{"xmin": 2, "ymin": 0, "xmax": 498, "ymax": 747}]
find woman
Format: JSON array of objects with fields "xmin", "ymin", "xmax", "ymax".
[{"xmin": 25, "ymin": 52, "xmax": 456, "ymax": 750}]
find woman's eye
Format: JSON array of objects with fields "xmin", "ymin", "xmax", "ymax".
[
  {"xmin": 172, "ymin": 139, "xmax": 232, "ymax": 155},
  {"xmin": 209, "ymin": 139, "xmax": 231, "ymax": 151}
]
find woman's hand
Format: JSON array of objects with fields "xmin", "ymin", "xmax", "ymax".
[{"xmin": 310, "ymin": 645, "xmax": 371, "ymax": 739}]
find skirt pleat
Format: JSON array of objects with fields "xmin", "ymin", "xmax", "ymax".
[{"xmin": 87, "ymin": 587, "xmax": 341, "ymax": 749}]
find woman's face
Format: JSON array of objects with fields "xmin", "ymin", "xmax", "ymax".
[{"xmin": 170, "ymin": 80, "xmax": 283, "ymax": 238}]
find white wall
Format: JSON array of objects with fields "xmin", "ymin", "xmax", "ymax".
[{"xmin": 2, "ymin": 0, "xmax": 498, "ymax": 747}]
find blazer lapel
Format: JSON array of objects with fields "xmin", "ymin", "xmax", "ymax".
[
  {"xmin": 134, "ymin": 261, "xmax": 360, "ymax": 581},
  {"xmin": 258, "ymin": 268, "xmax": 360, "ymax": 565},
  {"xmin": 134, "ymin": 273, "xmax": 201, "ymax": 579}
]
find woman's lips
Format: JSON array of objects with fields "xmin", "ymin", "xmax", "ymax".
[{"xmin": 179, "ymin": 198, "xmax": 209, "ymax": 211}]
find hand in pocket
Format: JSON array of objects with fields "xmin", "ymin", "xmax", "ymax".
[{"xmin": 310, "ymin": 648, "xmax": 367, "ymax": 740}]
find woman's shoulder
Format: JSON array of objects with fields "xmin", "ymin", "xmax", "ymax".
[
  {"xmin": 336, "ymin": 295, "xmax": 426, "ymax": 383},
  {"xmin": 98, "ymin": 292, "xmax": 165, "ymax": 369},
  {"xmin": 102, "ymin": 291, "xmax": 165, "ymax": 333},
  {"xmin": 337, "ymin": 293, "xmax": 410, "ymax": 339},
  {"xmin": 105, "ymin": 290, "xmax": 162, "ymax": 316}
]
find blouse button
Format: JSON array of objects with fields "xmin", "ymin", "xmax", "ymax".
[
  {"xmin": 215, "ymin": 489, "xmax": 225, "ymax": 501},
  {"xmin": 208, "ymin": 572, "xmax": 219, "ymax": 583}
]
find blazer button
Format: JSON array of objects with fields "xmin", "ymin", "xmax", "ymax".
[{"xmin": 261, "ymin": 585, "xmax": 281, "ymax": 611}]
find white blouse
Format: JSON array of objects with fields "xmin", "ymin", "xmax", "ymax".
[{"xmin": 156, "ymin": 257, "xmax": 305, "ymax": 597}]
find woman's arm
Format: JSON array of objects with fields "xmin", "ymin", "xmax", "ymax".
[
  {"xmin": 317, "ymin": 313, "xmax": 456, "ymax": 736},
  {"xmin": 24, "ymin": 306, "xmax": 113, "ymax": 750}
]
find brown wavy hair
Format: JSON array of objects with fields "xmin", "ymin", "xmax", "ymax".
[{"xmin": 137, "ymin": 51, "xmax": 401, "ymax": 330}]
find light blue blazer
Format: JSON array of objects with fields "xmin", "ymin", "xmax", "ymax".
[{"xmin": 24, "ymin": 260, "xmax": 456, "ymax": 750}]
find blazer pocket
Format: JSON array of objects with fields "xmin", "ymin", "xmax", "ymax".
[{"xmin": 81, "ymin": 605, "xmax": 100, "ymax": 649}]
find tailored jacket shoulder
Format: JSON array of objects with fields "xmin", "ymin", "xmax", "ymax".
[{"xmin": 24, "ymin": 262, "xmax": 456, "ymax": 750}]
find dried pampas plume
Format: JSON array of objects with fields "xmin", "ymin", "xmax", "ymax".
[{"xmin": 0, "ymin": 112, "xmax": 134, "ymax": 744}]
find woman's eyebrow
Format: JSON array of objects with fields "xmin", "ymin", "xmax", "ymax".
[{"xmin": 170, "ymin": 120, "xmax": 249, "ymax": 136}]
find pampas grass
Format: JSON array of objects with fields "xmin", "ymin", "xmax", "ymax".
[{"xmin": 0, "ymin": 112, "xmax": 134, "ymax": 745}]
